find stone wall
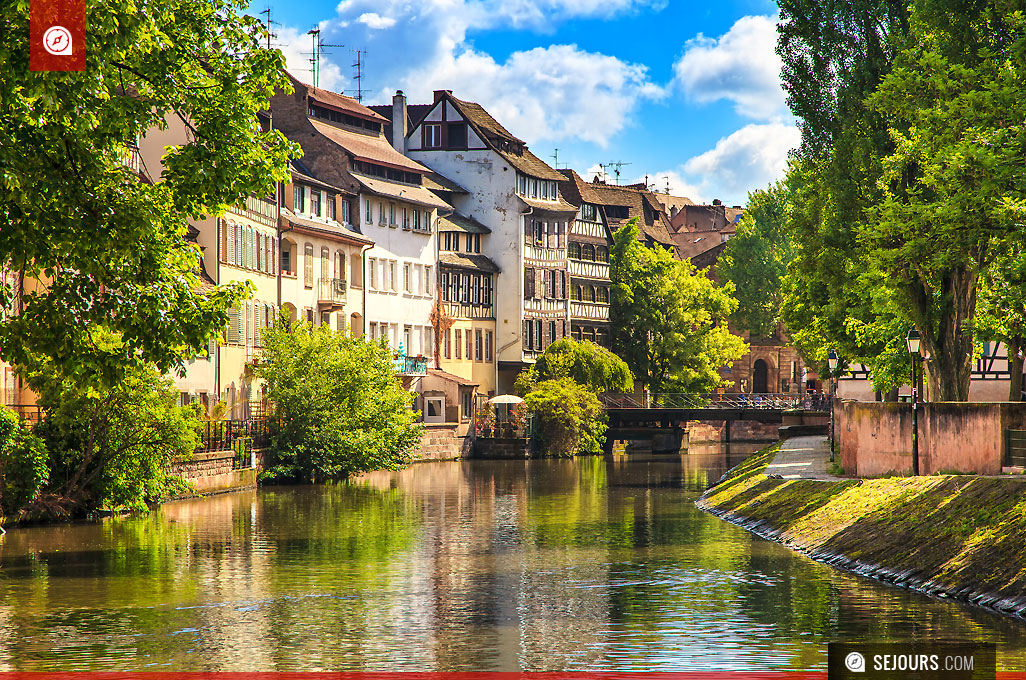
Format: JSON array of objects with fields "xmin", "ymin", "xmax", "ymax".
[
  {"xmin": 687, "ymin": 420, "xmax": 782, "ymax": 443},
  {"xmin": 416, "ymin": 424, "xmax": 471, "ymax": 461},
  {"xmin": 837, "ymin": 400, "xmax": 1026, "ymax": 476},
  {"xmin": 474, "ymin": 437, "xmax": 530, "ymax": 459},
  {"xmin": 172, "ymin": 450, "xmax": 259, "ymax": 496}
]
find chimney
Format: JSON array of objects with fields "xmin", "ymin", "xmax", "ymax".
[
  {"xmin": 712, "ymin": 198, "xmax": 722, "ymax": 206},
  {"xmin": 392, "ymin": 90, "xmax": 408, "ymax": 153},
  {"xmin": 433, "ymin": 89, "xmax": 452, "ymax": 104}
]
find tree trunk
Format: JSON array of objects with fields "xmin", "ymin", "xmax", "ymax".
[
  {"xmin": 1009, "ymin": 338, "xmax": 1024, "ymax": 402},
  {"xmin": 921, "ymin": 266, "xmax": 977, "ymax": 401}
]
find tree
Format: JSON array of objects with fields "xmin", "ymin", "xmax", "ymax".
[
  {"xmin": 719, "ymin": 183, "xmax": 793, "ymax": 336},
  {"xmin": 517, "ymin": 338, "xmax": 633, "ymax": 395},
  {"xmin": 0, "ymin": 0, "xmax": 296, "ymax": 388},
  {"xmin": 862, "ymin": 0, "xmax": 1026, "ymax": 400},
  {"xmin": 524, "ymin": 379, "xmax": 607, "ymax": 457},
  {"xmin": 33, "ymin": 361, "xmax": 202, "ymax": 515},
  {"xmin": 974, "ymin": 244, "xmax": 1026, "ymax": 401},
  {"xmin": 610, "ymin": 218, "xmax": 747, "ymax": 393},
  {"xmin": 256, "ymin": 320, "xmax": 423, "ymax": 482},
  {"xmin": 0, "ymin": 408, "xmax": 48, "ymax": 520}
]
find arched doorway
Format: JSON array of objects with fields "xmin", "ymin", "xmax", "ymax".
[{"xmin": 753, "ymin": 359, "xmax": 769, "ymax": 393}]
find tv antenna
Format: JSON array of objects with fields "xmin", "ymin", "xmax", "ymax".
[
  {"xmin": 601, "ymin": 161, "xmax": 631, "ymax": 184},
  {"xmin": 258, "ymin": 8, "xmax": 278, "ymax": 50},
  {"xmin": 306, "ymin": 28, "xmax": 344, "ymax": 88},
  {"xmin": 551, "ymin": 148, "xmax": 563, "ymax": 169},
  {"xmin": 349, "ymin": 49, "xmax": 368, "ymax": 102},
  {"xmin": 663, "ymin": 176, "xmax": 671, "ymax": 194}
]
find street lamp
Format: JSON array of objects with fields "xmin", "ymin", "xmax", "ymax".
[
  {"xmin": 905, "ymin": 327, "xmax": 921, "ymax": 476},
  {"xmin": 828, "ymin": 349, "xmax": 839, "ymax": 461}
]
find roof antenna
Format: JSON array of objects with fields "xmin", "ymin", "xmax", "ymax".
[
  {"xmin": 349, "ymin": 49, "xmax": 368, "ymax": 102},
  {"xmin": 306, "ymin": 28, "xmax": 344, "ymax": 88},
  {"xmin": 258, "ymin": 7, "xmax": 278, "ymax": 50},
  {"xmin": 603, "ymin": 160, "xmax": 631, "ymax": 185},
  {"xmin": 551, "ymin": 148, "xmax": 561, "ymax": 169}
]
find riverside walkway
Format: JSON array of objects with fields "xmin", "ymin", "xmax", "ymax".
[{"xmin": 764, "ymin": 435, "xmax": 842, "ymax": 480}]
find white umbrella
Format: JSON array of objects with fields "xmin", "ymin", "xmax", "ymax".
[{"xmin": 489, "ymin": 394, "xmax": 525, "ymax": 405}]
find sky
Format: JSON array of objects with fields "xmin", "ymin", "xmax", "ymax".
[{"xmin": 249, "ymin": 0, "xmax": 797, "ymax": 206}]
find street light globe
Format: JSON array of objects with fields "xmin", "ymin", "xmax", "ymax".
[
  {"xmin": 905, "ymin": 327, "xmax": 922, "ymax": 355},
  {"xmin": 828, "ymin": 349, "xmax": 839, "ymax": 372}
]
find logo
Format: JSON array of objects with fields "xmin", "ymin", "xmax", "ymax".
[
  {"xmin": 43, "ymin": 25, "xmax": 73, "ymax": 55},
  {"xmin": 845, "ymin": 652, "xmax": 867, "ymax": 673}
]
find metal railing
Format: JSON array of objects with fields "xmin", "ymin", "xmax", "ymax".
[
  {"xmin": 317, "ymin": 277, "xmax": 347, "ymax": 305},
  {"xmin": 197, "ymin": 416, "xmax": 278, "ymax": 469},
  {"xmin": 395, "ymin": 356, "xmax": 428, "ymax": 375},
  {"xmin": 600, "ymin": 392, "xmax": 831, "ymax": 411},
  {"xmin": 4, "ymin": 404, "xmax": 43, "ymax": 424}
]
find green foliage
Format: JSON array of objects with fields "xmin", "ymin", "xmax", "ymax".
[
  {"xmin": 719, "ymin": 182, "xmax": 794, "ymax": 336},
  {"xmin": 524, "ymin": 378, "xmax": 607, "ymax": 457},
  {"xmin": 518, "ymin": 338, "xmax": 633, "ymax": 395},
  {"xmin": 610, "ymin": 218, "xmax": 748, "ymax": 392},
  {"xmin": 0, "ymin": 0, "xmax": 298, "ymax": 388},
  {"xmin": 0, "ymin": 408, "xmax": 48, "ymax": 519},
  {"xmin": 256, "ymin": 320, "xmax": 423, "ymax": 482},
  {"xmin": 975, "ymin": 243, "xmax": 1026, "ymax": 399},
  {"xmin": 34, "ymin": 363, "xmax": 201, "ymax": 514}
]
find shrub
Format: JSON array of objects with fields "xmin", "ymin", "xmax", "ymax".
[
  {"xmin": 525, "ymin": 378, "xmax": 607, "ymax": 457},
  {"xmin": 0, "ymin": 408, "xmax": 48, "ymax": 519},
  {"xmin": 256, "ymin": 320, "xmax": 423, "ymax": 482},
  {"xmin": 516, "ymin": 338, "xmax": 633, "ymax": 396}
]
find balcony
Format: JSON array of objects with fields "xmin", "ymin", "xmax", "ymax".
[
  {"xmin": 568, "ymin": 260, "xmax": 610, "ymax": 279},
  {"xmin": 524, "ymin": 244, "xmax": 565, "ymax": 263},
  {"xmin": 395, "ymin": 355, "xmax": 428, "ymax": 376},
  {"xmin": 525, "ymin": 297, "xmax": 568, "ymax": 317},
  {"xmin": 443, "ymin": 302, "xmax": 495, "ymax": 319},
  {"xmin": 317, "ymin": 278, "xmax": 347, "ymax": 309}
]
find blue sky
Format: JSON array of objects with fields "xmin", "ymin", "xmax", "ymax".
[{"xmin": 250, "ymin": 0, "xmax": 796, "ymax": 206}]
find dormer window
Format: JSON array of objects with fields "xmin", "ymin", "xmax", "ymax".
[
  {"xmin": 294, "ymin": 185, "xmax": 305, "ymax": 213},
  {"xmin": 424, "ymin": 123, "xmax": 441, "ymax": 149},
  {"xmin": 582, "ymin": 203, "xmax": 596, "ymax": 220},
  {"xmin": 310, "ymin": 190, "xmax": 321, "ymax": 217},
  {"xmin": 327, "ymin": 194, "xmax": 336, "ymax": 221}
]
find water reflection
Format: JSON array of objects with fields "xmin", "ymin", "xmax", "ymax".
[{"xmin": 0, "ymin": 447, "xmax": 1025, "ymax": 670}]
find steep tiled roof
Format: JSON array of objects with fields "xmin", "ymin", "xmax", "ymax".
[
  {"xmin": 423, "ymin": 170, "xmax": 467, "ymax": 194},
  {"xmin": 287, "ymin": 71, "xmax": 387, "ymax": 122},
  {"xmin": 558, "ymin": 169, "xmax": 678, "ymax": 255},
  {"xmin": 439, "ymin": 251, "xmax": 501, "ymax": 273},
  {"xmin": 350, "ymin": 173, "xmax": 452, "ymax": 210},
  {"xmin": 310, "ymin": 119, "xmax": 429, "ymax": 174},
  {"xmin": 439, "ymin": 212, "xmax": 490, "ymax": 234},
  {"xmin": 449, "ymin": 96, "xmax": 524, "ymax": 145},
  {"xmin": 281, "ymin": 208, "xmax": 374, "ymax": 246},
  {"xmin": 518, "ymin": 194, "xmax": 578, "ymax": 214},
  {"xmin": 289, "ymin": 159, "xmax": 349, "ymax": 195}
]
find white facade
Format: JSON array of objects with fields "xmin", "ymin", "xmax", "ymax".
[{"xmin": 359, "ymin": 192, "xmax": 437, "ymax": 359}]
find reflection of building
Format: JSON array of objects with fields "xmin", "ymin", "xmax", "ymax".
[{"xmin": 278, "ymin": 160, "xmax": 371, "ymax": 338}]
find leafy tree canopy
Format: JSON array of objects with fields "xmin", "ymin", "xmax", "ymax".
[
  {"xmin": 517, "ymin": 338, "xmax": 633, "ymax": 395},
  {"xmin": 610, "ymin": 218, "xmax": 747, "ymax": 393},
  {"xmin": 524, "ymin": 378, "xmax": 607, "ymax": 457},
  {"xmin": 256, "ymin": 320, "xmax": 423, "ymax": 482},
  {"xmin": 0, "ymin": 0, "xmax": 297, "ymax": 388}
]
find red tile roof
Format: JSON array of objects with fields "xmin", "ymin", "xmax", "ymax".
[
  {"xmin": 309, "ymin": 119, "xmax": 430, "ymax": 174},
  {"xmin": 287, "ymin": 72, "xmax": 387, "ymax": 123}
]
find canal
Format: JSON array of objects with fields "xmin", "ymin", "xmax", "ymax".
[{"xmin": 2, "ymin": 447, "xmax": 1026, "ymax": 671}]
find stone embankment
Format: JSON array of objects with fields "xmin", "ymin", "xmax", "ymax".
[{"xmin": 697, "ymin": 437, "xmax": 1026, "ymax": 620}]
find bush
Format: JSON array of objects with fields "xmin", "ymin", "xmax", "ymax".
[
  {"xmin": 525, "ymin": 378, "xmax": 607, "ymax": 457},
  {"xmin": 256, "ymin": 320, "xmax": 423, "ymax": 482},
  {"xmin": 34, "ymin": 364, "xmax": 201, "ymax": 514},
  {"xmin": 0, "ymin": 408, "xmax": 48, "ymax": 519},
  {"xmin": 516, "ymin": 338, "xmax": 633, "ymax": 396}
]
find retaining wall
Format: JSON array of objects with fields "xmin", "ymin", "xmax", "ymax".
[
  {"xmin": 837, "ymin": 400, "xmax": 1026, "ymax": 476},
  {"xmin": 171, "ymin": 450, "xmax": 258, "ymax": 495},
  {"xmin": 417, "ymin": 424, "xmax": 472, "ymax": 461},
  {"xmin": 687, "ymin": 420, "xmax": 782, "ymax": 443}
]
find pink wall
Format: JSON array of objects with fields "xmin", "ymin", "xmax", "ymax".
[{"xmin": 836, "ymin": 400, "xmax": 1026, "ymax": 476}]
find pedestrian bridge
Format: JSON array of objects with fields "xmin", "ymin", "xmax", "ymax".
[{"xmin": 600, "ymin": 393, "xmax": 830, "ymax": 451}]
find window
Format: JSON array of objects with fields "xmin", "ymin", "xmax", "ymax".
[
  {"xmin": 597, "ymin": 246, "xmax": 609, "ymax": 262},
  {"xmin": 423, "ymin": 211, "xmax": 431, "ymax": 232},
  {"xmin": 569, "ymin": 242, "xmax": 580, "ymax": 259},
  {"xmin": 402, "ymin": 207, "xmax": 409, "ymax": 230},
  {"xmin": 294, "ymin": 185, "xmax": 305, "ymax": 212},
  {"xmin": 447, "ymin": 122, "xmax": 468, "ymax": 148},
  {"xmin": 424, "ymin": 123, "xmax": 441, "ymax": 148},
  {"xmin": 461, "ymin": 391, "xmax": 472, "ymax": 421},
  {"xmin": 403, "ymin": 263, "xmax": 412, "ymax": 293},
  {"xmin": 403, "ymin": 326, "xmax": 412, "ymax": 353},
  {"xmin": 368, "ymin": 257, "xmax": 378, "ymax": 290},
  {"xmin": 310, "ymin": 190, "xmax": 321, "ymax": 217},
  {"xmin": 389, "ymin": 203, "xmax": 396, "ymax": 227},
  {"xmin": 444, "ymin": 328, "xmax": 451, "ymax": 359},
  {"xmin": 535, "ymin": 319, "xmax": 543, "ymax": 350},
  {"xmin": 582, "ymin": 203, "xmax": 596, "ymax": 220},
  {"xmin": 441, "ymin": 271, "xmax": 450, "ymax": 301},
  {"xmin": 366, "ymin": 199, "xmax": 373, "ymax": 223},
  {"xmin": 517, "ymin": 173, "xmax": 527, "ymax": 195},
  {"xmin": 485, "ymin": 331, "xmax": 493, "ymax": 362},
  {"xmin": 413, "ymin": 210, "xmax": 421, "ymax": 231},
  {"xmin": 482, "ymin": 276, "xmax": 492, "ymax": 306},
  {"xmin": 304, "ymin": 243, "xmax": 314, "ymax": 288},
  {"xmin": 472, "ymin": 275, "xmax": 481, "ymax": 304},
  {"xmin": 533, "ymin": 220, "xmax": 543, "ymax": 245},
  {"xmin": 425, "ymin": 266, "xmax": 433, "ymax": 295},
  {"xmin": 466, "ymin": 329, "xmax": 472, "ymax": 359},
  {"xmin": 337, "ymin": 313, "xmax": 345, "ymax": 332},
  {"xmin": 571, "ymin": 285, "xmax": 581, "ymax": 301},
  {"xmin": 549, "ymin": 321, "xmax": 556, "ymax": 347},
  {"xmin": 455, "ymin": 329, "xmax": 462, "ymax": 359},
  {"xmin": 320, "ymin": 311, "xmax": 331, "ymax": 327},
  {"xmin": 524, "ymin": 321, "xmax": 533, "ymax": 350},
  {"xmin": 378, "ymin": 202, "xmax": 386, "ymax": 225},
  {"xmin": 475, "ymin": 330, "xmax": 483, "ymax": 361},
  {"xmin": 453, "ymin": 233, "xmax": 461, "ymax": 251},
  {"xmin": 281, "ymin": 246, "xmax": 291, "ymax": 274},
  {"xmin": 425, "ymin": 397, "xmax": 444, "ymax": 424},
  {"xmin": 335, "ymin": 251, "xmax": 346, "ymax": 282},
  {"xmin": 583, "ymin": 244, "xmax": 595, "ymax": 261},
  {"xmin": 548, "ymin": 270, "xmax": 557, "ymax": 298},
  {"xmin": 389, "ymin": 260, "xmax": 397, "ymax": 291},
  {"xmin": 586, "ymin": 285, "xmax": 596, "ymax": 302}
]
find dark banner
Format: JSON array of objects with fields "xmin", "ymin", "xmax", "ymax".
[
  {"xmin": 30, "ymin": 0, "xmax": 86, "ymax": 71},
  {"xmin": 829, "ymin": 643, "xmax": 997, "ymax": 680}
]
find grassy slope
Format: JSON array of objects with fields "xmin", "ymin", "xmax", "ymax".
[{"xmin": 700, "ymin": 444, "xmax": 1026, "ymax": 598}]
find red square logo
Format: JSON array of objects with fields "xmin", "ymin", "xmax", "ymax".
[{"xmin": 30, "ymin": 0, "xmax": 86, "ymax": 71}]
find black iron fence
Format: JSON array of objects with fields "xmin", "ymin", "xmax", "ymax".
[
  {"xmin": 198, "ymin": 416, "xmax": 278, "ymax": 469},
  {"xmin": 600, "ymin": 392, "xmax": 831, "ymax": 411}
]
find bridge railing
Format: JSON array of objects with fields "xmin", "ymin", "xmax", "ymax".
[{"xmin": 600, "ymin": 393, "xmax": 831, "ymax": 410}]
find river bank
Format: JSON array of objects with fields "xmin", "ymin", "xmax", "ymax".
[{"xmin": 697, "ymin": 439, "xmax": 1026, "ymax": 620}]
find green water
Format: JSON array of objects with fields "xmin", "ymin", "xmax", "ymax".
[{"xmin": 1, "ymin": 448, "xmax": 1026, "ymax": 671}]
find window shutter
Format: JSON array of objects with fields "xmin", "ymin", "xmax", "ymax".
[
  {"xmin": 228, "ymin": 307, "xmax": 239, "ymax": 343},
  {"xmin": 524, "ymin": 268, "xmax": 534, "ymax": 298},
  {"xmin": 217, "ymin": 219, "xmax": 224, "ymax": 263},
  {"xmin": 274, "ymin": 237, "xmax": 280, "ymax": 274},
  {"xmin": 255, "ymin": 304, "xmax": 262, "ymax": 346},
  {"xmin": 227, "ymin": 224, "xmax": 236, "ymax": 264}
]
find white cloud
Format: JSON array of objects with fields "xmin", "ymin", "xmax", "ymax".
[
  {"xmin": 357, "ymin": 12, "xmax": 396, "ymax": 29},
  {"xmin": 673, "ymin": 15, "xmax": 786, "ymax": 120},
  {"xmin": 676, "ymin": 122, "xmax": 799, "ymax": 204},
  {"xmin": 274, "ymin": 26, "xmax": 347, "ymax": 92},
  {"xmin": 636, "ymin": 170, "xmax": 707, "ymax": 204},
  {"xmin": 276, "ymin": 0, "xmax": 664, "ymax": 146}
]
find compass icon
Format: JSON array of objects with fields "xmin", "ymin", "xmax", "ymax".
[{"xmin": 43, "ymin": 25, "xmax": 73, "ymax": 56}]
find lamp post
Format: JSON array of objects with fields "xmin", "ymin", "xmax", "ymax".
[
  {"xmin": 828, "ymin": 349, "xmax": 839, "ymax": 461},
  {"xmin": 905, "ymin": 327, "xmax": 921, "ymax": 476}
]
